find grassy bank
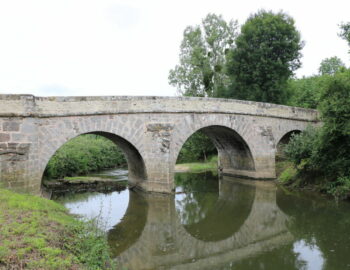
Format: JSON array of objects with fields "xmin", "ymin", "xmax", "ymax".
[
  {"xmin": 175, "ymin": 156, "xmax": 218, "ymax": 173},
  {"xmin": 0, "ymin": 188, "xmax": 114, "ymax": 269}
]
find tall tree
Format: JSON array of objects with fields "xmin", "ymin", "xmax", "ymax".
[
  {"xmin": 319, "ymin": 56, "xmax": 346, "ymax": 75},
  {"xmin": 339, "ymin": 22, "xmax": 350, "ymax": 48},
  {"xmin": 169, "ymin": 14, "xmax": 238, "ymax": 97},
  {"xmin": 226, "ymin": 10, "xmax": 303, "ymax": 104}
]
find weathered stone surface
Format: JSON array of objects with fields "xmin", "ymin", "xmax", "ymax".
[
  {"xmin": 0, "ymin": 133, "xmax": 10, "ymax": 142},
  {"xmin": 3, "ymin": 121, "xmax": 20, "ymax": 132},
  {"xmin": 0, "ymin": 94, "xmax": 320, "ymax": 195}
]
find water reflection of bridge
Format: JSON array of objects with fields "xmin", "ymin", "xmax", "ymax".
[{"xmin": 108, "ymin": 177, "xmax": 293, "ymax": 270}]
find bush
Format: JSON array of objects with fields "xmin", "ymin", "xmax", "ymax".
[
  {"xmin": 283, "ymin": 70, "xmax": 350, "ymax": 198},
  {"xmin": 327, "ymin": 176, "xmax": 350, "ymax": 200},
  {"xmin": 44, "ymin": 135, "xmax": 126, "ymax": 179},
  {"xmin": 315, "ymin": 69, "xmax": 350, "ymax": 178},
  {"xmin": 284, "ymin": 125, "xmax": 321, "ymax": 172}
]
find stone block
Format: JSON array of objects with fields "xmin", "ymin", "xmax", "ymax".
[
  {"xmin": 3, "ymin": 121, "xmax": 20, "ymax": 132},
  {"xmin": 0, "ymin": 133, "xmax": 10, "ymax": 142}
]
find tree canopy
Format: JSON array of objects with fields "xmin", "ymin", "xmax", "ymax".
[
  {"xmin": 225, "ymin": 10, "xmax": 303, "ymax": 104},
  {"xmin": 319, "ymin": 56, "xmax": 346, "ymax": 75},
  {"xmin": 169, "ymin": 14, "xmax": 238, "ymax": 97},
  {"xmin": 340, "ymin": 22, "xmax": 350, "ymax": 48}
]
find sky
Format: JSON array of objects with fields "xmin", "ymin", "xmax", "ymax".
[{"xmin": 0, "ymin": 0, "xmax": 349, "ymax": 97}]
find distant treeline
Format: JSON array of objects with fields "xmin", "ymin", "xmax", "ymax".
[{"xmin": 44, "ymin": 134, "xmax": 126, "ymax": 179}]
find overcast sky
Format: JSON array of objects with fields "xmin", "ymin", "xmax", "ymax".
[{"xmin": 0, "ymin": 0, "xmax": 349, "ymax": 97}]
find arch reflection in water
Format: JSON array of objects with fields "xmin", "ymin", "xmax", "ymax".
[
  {"xmin": 175, "ymin": 173, "xmax": 256, "ymax": 241},
  {"xmin": 110, "ymin": 173, "xmax": 292, "ymax": 270}
]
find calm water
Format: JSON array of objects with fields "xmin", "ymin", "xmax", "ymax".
[{"xmin": 53, "ymin": 170, "xmax": 350, "ymax": 270}]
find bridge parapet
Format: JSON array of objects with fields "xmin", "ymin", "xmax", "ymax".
[{"xmin": 0, "ymin": 94, "xmax": 319, "ymax": 122}]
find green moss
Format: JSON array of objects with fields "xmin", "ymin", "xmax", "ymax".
[{"xmin": 0, "ymin": 188, "xmax": 115, "ymax": 269}]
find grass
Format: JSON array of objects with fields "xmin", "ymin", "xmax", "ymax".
[
  {"xmin": 275, "ymin": 160, "xmax": 297, "ymax": 184},
  {"xmin": 176, "ymin": 156, "xmax": 218, "ymax": 173},
  {"xmin": 0, "ymin": 188, "xmax": 115, "ymax": 269}
]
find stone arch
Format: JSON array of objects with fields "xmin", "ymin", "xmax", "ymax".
[
  {"xmin": 39, "ymin": 130, "xmax": 147, "ymax": 187},
  {"xmin": 275, "ymin": 130, "xmax": 301, "ymax": 161},
  {"xmin": 174, "ymin": 125, "xmax": 255, "ymax": 172}
]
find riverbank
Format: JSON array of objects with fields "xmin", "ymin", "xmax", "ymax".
[
  {"xmin": 43, "ymin": 176, "xmax": 127, "ymax": 194},
  {"xmin": 276, "ymin": 160, "xmax": 350, "ymax": 200},
  {"xmin": 0, "ymin": 188, "xmax": 115, "ymax": 269},
  {"xmin": 175, "ymin": 156, "xmax": 218, "ymax": 173}
]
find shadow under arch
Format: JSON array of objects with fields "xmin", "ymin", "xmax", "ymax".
[
  {"xmin": 276, "ymin": 130, "xmax": 302, "ymax": 161},
  {"xmin": 41, "ymin": 131, "xmax": 147, "ymax": 187},
  {"xmin": 107, "ymin": 190, "xmax": 148, "ymax": 257},
  {"xmin": 175, "ymin": 125, "xmax": 255, "ymax": 172},
  {"xmin": 176, "ymin": 173, "xmax": 256, "ymax": 242}
]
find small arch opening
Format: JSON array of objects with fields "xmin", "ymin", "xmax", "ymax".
[{"xmin": 175, "ymin": 125, "xmax": 255, "ymax": 173}]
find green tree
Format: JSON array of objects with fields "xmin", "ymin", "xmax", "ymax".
[
  {"xmin": 284, "ymin": 70, "xmax": 350, "ymax": 198},
  {"xmin": 316, "ymin": 69, "xmax": 350, "ymax": 177},
  {"xmin": 286, "ymin": 75, "xmax": 331, "ymax": 109},
  {"xmin": 226, "ymin": 10, "xmax": 303, "ymax": 104},
  {"xmin": 169, "ymin": 13, "xmax": 238, "ymax": 97},
  {"xmin": 339, "ymin": 22, "xmax": 350, "ymax": 48},
  {"xmin": 319, "ymin": 56, "xmax": 346, "ymax": 75}
]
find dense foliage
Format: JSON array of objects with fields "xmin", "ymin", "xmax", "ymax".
[
  {"xmin": 44, "ymin": 134, "xmax": 126, "ymax": 179},
  {"xmin": 286, "ymin": 74, "xmax": 329, "ymax": 109},
  {"xmin": 225, "ymin": 10, "xmax": 303, "ymax": 104},
  {"xmin": 284, "ymin": 69, "xmax": 350, "ymax": 199},
  {"xmin": 318, "ymin": 56, "xmax": 346, "ymax": 75},
  {"xmin": 169, "ymin": 14, "xmax": 238, "ymax": 97}
]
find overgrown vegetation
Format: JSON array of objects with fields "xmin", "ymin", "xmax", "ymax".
[
  {"xmin": 45, "ymin": 134, "xmax": 126, "ymax": 179},
  {"xmin": 286, "ymin": 75, "xmax": 329, "ymax": 109},
  {"xmin": 282, "ymin": 69, "xmax": 350, "ymax": 200},
  {"xmin": 0, "ymin": 188, "xmax": 115, "ymax": 269}
]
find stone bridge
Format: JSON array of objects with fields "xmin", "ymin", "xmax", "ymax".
[
  {"xmin": 0, "ymin": 95, "xmax": 319, "ymax": 194},
  {"xmin": 109, "ymin": 178, "xmax": 294, "ymax": 269}
]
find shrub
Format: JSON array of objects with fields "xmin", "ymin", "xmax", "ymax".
[
  {"xmin": 284, "ymin": 125, "xmax": 321, "ymax": 172},
  {"xmin": 327, "ymin": 176, "xmax": 350, "ymax": 200}
]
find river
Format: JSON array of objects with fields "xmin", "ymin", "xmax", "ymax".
[{"xmin": 53, "ymin": 169, "xmax": 350, "ymax": 270}]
